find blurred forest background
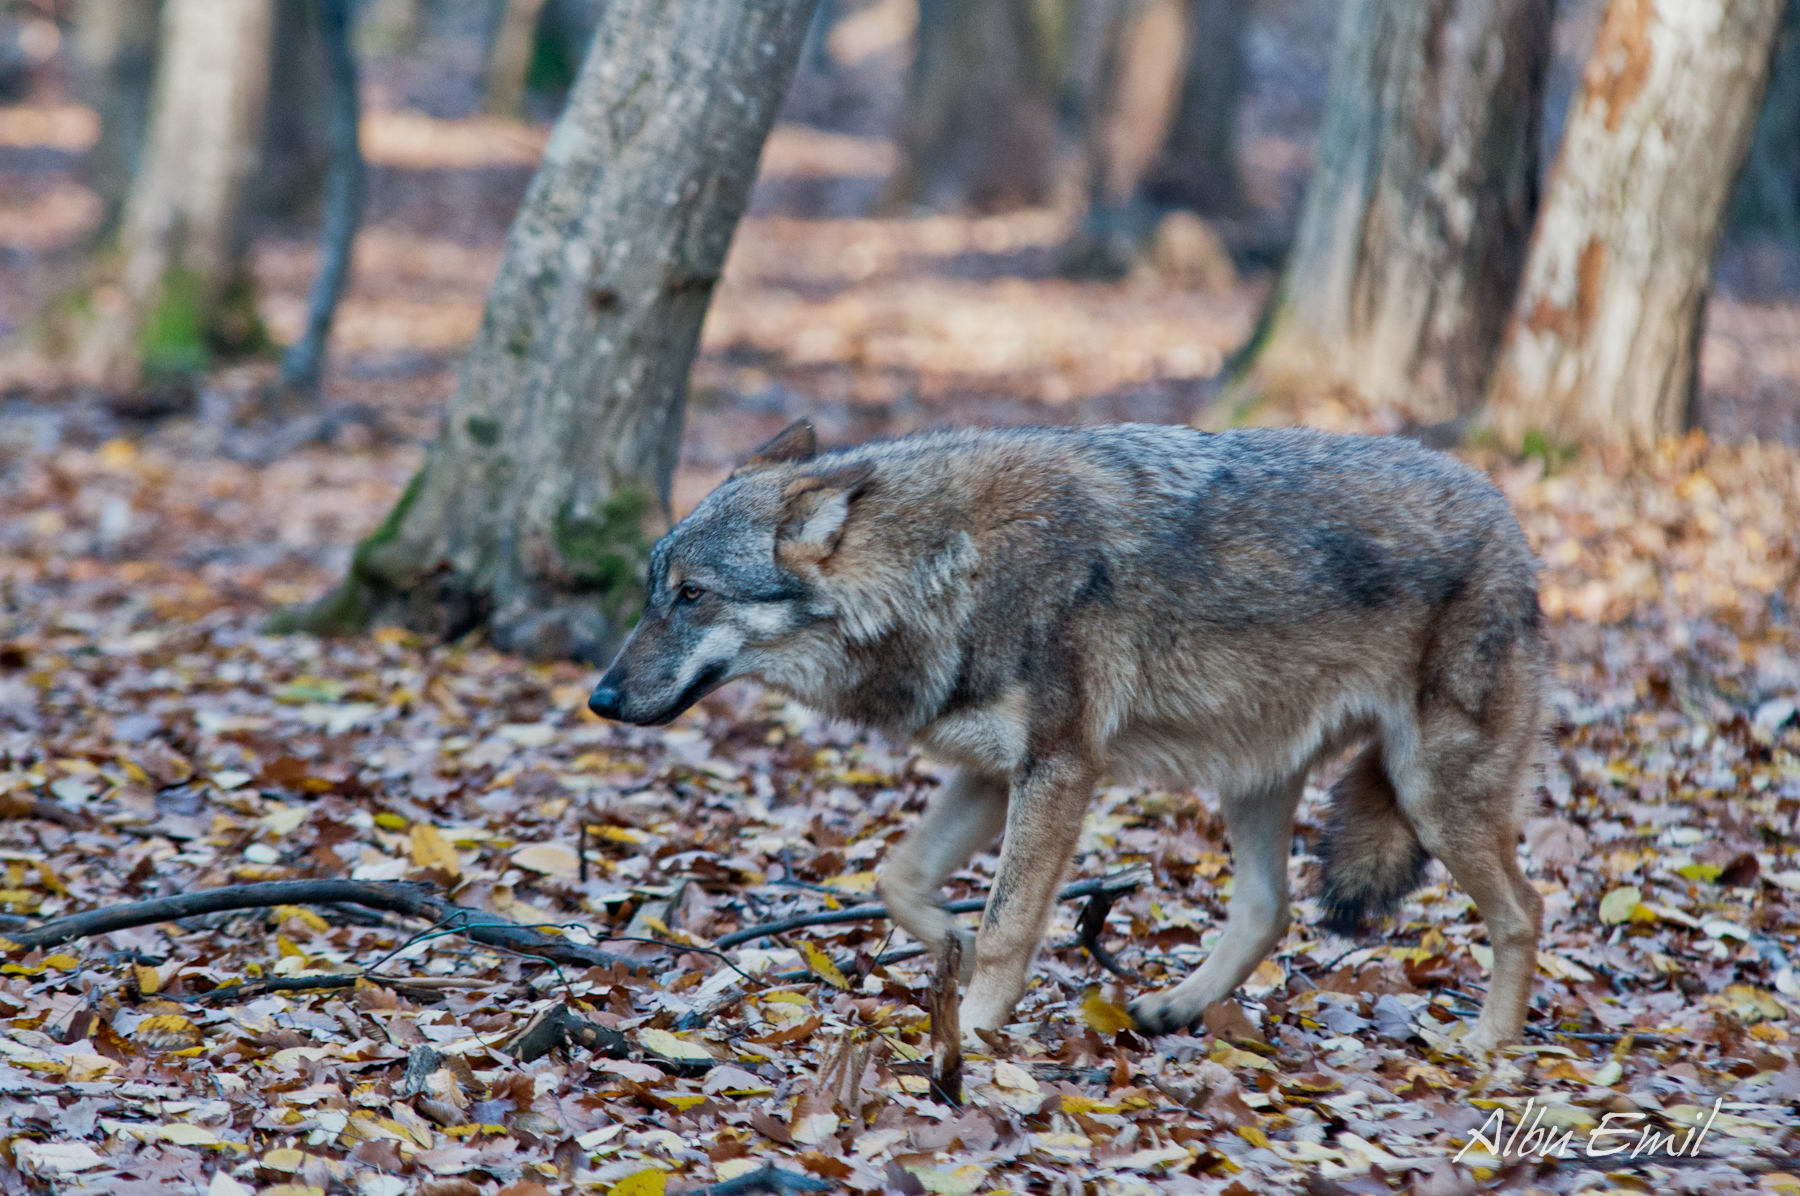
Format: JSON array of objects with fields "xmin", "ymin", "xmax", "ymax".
[{"xmin": 0, "ymin": 0, "xmax": 1795, "ymax": 653}]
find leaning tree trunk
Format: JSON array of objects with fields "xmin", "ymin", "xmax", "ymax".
[
  {"xmin": 1216, "ymin": 0, "xmax": 1552, "ymax": 428},
  {"xmin": 1140, "ymin": 0, "xmax": 1247, "ymax": 216},
  {"xmin": 298, "ymin": 0, "xmax": 819, "ymax": 662},
  {"xmin": 1484, "ymin": 0, "xmax": 1786, "ymax": 452},
  {"xmin": 883, "ymin": 0, "xmax": 1074, "ymax": 213},
  {"xmin": 75, "ymin": 0, "xmax": 277, "ymax": 385},
  {"xmin": 70, "ymin": 0, "xmax": 162, "ymax": 242}
]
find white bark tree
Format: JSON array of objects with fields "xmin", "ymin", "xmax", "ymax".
[
  {"xmin": 76, "ymin": 0, "xmax": 277, "ymax": 385},
  {"xmin": 1218, "ymin": 0, "xmax": 1553, "ymax": 427},
  {"xmin": 1486, "ymin": 0, "xmax": 1787, "ymax": 451},
  {"xmin": 299, "ymin": 0, "xmax": 819, "ymax": 660}
]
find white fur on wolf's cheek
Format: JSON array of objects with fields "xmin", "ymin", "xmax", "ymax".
[
  {"xmin": 673, "ymin": 624, "xmax": 746, "ymax": 692},
  {"xmin": 731, "ymin": 603, "xmax": 792, "ymax": 637}
]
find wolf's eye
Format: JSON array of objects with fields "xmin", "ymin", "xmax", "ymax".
[{"xmin": 677, "ymin": 582, "xmax": 703, "ymax": 603}]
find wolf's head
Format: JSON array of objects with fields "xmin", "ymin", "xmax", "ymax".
[{"xmin": 587, "ymin": 420, "xmax": 875, "ymax": 726}]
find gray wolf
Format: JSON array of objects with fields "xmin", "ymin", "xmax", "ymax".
[{"xmin": 589, "ymin": 419, "xmax": 1546, "ymax": 1051}]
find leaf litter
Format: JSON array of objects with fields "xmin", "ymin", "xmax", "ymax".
[{"xmin": 0, "ymin": 98, "xmax": 1798, "ymax": 1196}]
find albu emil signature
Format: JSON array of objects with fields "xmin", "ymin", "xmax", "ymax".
[{"xmin": 1455, "ymin": 1097, "xmax": 1724, "ymax": 1162}]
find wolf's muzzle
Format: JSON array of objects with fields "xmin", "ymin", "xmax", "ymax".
[{"xmin": 587, "ymin": 682, "xmax": 624, "ymax": 721}]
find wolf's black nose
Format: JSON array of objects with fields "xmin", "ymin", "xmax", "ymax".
[{"xmin": 588, "ymin": 684, "xmax": 623, "ymax": 720}]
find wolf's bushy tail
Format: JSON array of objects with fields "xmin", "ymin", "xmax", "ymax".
[{"xmin": 1317, "ymin": 743, "xmax": 1429, "ymax": 935}]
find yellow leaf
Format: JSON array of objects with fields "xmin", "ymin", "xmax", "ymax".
[
  {"xmin": 1057, "ymin": 1095, "xmax": 1119, "ymax": 1114},
  {"xmin": 410, "ymin": 824, "xmax": 461, "ymax": 877},
  {"xmin": 1079, "ymin": 987, "xmax": 1135, "ymax": 1034},
  {"xmin": 1237, "ymin": 1124, "xmax": 1271, "ymax": 1149},
  {"xmin": 906, "ymin": 1165, "xmax": 987, "ymax": 1195},
  {"xmin": 638, "ymin": 1028, "xmax": 714, "ymax": 1063},
  {"xmin": 374, "ymin": 812, "xmax": 408, "ymax": 831},
  {"xmin": 1678, "ymin": 862, "xmax": 1723, "ymax": 883},
  {"xmin": 1209, "ymin": 1041, "xmax": 1275, "ymax": 1071},
  {"xmin": 272, "ymin": 905, "xmax": 331, "ymax": 933},
  {"xmin": 658, "ymin": 1093, "xmax": 708, "ymax": 1111},
  {"xmin": 609, "ymin": 1167, "xmax": 667, "ymax": 1196},
  {"xmin": 135, "ymin": 1014, "xmax": 203, "ymax": 1052},
  {"xmin": 134, "ymin": 963, "xmax": 162, "ymax": 993},
  {"xmin": 799, "ymin": 940, "xmax": 849, "ymax": 989},
  {"xmin": 1598, "ymin": 886, "xmax": 1641, "ymax": 925},
  {"xmin": 512, "ymin": 843, "xmax": 579, "ymax": 878},
  {"xmin": 275, "ymin": 935, "xmax": 307, "ymax": 960}
]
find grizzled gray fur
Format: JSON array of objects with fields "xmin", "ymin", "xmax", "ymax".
[{"xmin": 590, "ymin": 420, "xmax": 1546, "ymax": 1051}]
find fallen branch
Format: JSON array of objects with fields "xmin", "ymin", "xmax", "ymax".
[
  {"xmin": 507, "ymin": 1003, "xmax": 629, "ymax": 1064},
  {"xmin": 1074, "ymin": 886, "xmax": 1136, "ymax": 979},
  {"xmin": 183, "ymin": 974, "xmax": 490, "ymax": 1004},
  {"xmin": 714, "ymin": 865, "xmax": 1151, "ymax": 951},
  {"xmin": 0, "ymin": 879, "xmax": 638, "ymax": 972}
]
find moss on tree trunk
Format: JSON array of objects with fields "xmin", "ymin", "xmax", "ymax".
[{"xmin": 295, "ymin": 0, "xmax": 819, "ymax": 662}]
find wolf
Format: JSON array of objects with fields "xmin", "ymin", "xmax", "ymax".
[{"xmin": 589, "ymin": 419, "xmax": 1547, "ymax": 1051}]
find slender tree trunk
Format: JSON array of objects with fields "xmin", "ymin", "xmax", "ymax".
[
  {"xmin": 1061, "ymin": 0, "xmax": 1190, "ymax": 276},
  {"xmin": 254, "ymin": 0, "xmax": 333, "ymax": 221},
  {"xmin": 1141, "ymin": 0, "xmax": 1247, "ymax": 216},
  {"xmin": 1485, "ymin": 0, "xmax": 1785, "ymax": 452},
  {"xmin": 1217, "ymin": 0, "xmax": 1553, "ymax": 427},
  {"xmin": 75, "ymin": 0, "xmax": 277, "ymax": 385},
  {"xmin": 70, "ymin": 0, "xmax": 162, "ymax": 242},
  {"xmin": 298, "ymin": 0, "xmax": 819, "ymax": 661},
  {"xmin": 275, "ymin": 0, "xmax": 365, "ymax": 402},
  {"xmin": 485, "ymin": 0, "xmax": 552, "ymax": 118},
  {"xmin": 884, "ymin": 0, "xmax": 1075, "ymax": 213},
  {"xmin": 360, "ymin": 0, "xmax": 420, "ymax": 54},
  {"xmin": 1732, "ymin": 1, "xmax": 1800, "ymax": 243}
]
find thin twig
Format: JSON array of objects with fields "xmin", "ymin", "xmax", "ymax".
[
  {"xmin": 714, "ymin": 865, "xmax": 1151, "ymax": 950},
  {"xmin": 929, "ymin": 936, "xmax": 963, "ymax": 1107}
]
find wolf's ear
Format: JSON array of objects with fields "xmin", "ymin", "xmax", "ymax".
[
  {"xmin": 732, "ymin": 419, "xmax": 817, "ymax": 478},
  {"xmin": 776, "ymin": 460, "xmax": 875, "ymax": 563}
]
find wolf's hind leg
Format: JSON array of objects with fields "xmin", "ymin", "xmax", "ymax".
[
  {"xmin": 1129, "ymin": 772, "xmax": 1304, "ymax": 1035},
  {"xmin": 1391, "ymin": 697, "xmax": 1543, "ymax": 1051},
  {"xmin": 878, "ymin": 767, "xmax": 1008, "ymax": 980}
]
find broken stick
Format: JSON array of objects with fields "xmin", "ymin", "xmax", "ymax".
[
  {"xmin": 0, "ymin": 879, "xmax": 638, "ymax": 972},
  {"xmin": 928, "ymin": 934, "xmax": 963, "ymax": 1107}
]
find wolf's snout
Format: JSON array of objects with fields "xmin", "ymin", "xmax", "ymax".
[{"xmin": 587, "ymin": 679, "xmax": 625, "ymax": 721}]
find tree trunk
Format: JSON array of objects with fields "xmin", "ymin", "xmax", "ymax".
[
  {"xmin": 1731, "ymin": 1, "xmax": 1800, "ymax": 243},
  {"xmin": 75, "ymin": 0, "xmax": 277, "ymax": 385},
  {"xmin": 360, "ymin": 0, "xmax": 420, "ymax": 54},
  {"xmin": 884, "ymin": 0, "xmax": 1074, "ymax": 213},
  {"xmin": 1218, "ymin": 0, "xmax": 1553, "ymax": 427},
  {"xmin": 253, "ymin": 0, "xmax": 333, "ymax": 222},
  {"xmin": 1061, "ymin": 0, "xmax": 1191, "ymax": 276},
  {"xmin": 1141, "ymin": 0, "xmax": 1247, "ymax": 216},
  {"xmin": 1485, "ymin": 0, "xmax": 1785, "ymax": 452},
  {"xmin": 274, "ymin": 0, "xmax": 365, "ymax": 403},
  {"xmin": 298, "ymin": 0, "xmax": 819, "ymax": 662},
  {"xmin": 70, "ymin": 0, "xmax": 162, "ymax": 242},
  {"xmin": 485, "ymin": 0, "xmax": 552, "ymax": 118}
]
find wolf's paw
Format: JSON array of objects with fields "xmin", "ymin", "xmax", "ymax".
[{"xmin": 1126, "ymin": 994, "xmax": 1200, "ymax": 1037}]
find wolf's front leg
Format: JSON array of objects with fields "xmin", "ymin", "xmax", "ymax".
[
  {"xmin": 878, "ymin": 767, "xmax": 1008, "ymax": 980},
  {"xmin": 961, "ymin": 754, "xmax": 1100, "ymax": 1036}
]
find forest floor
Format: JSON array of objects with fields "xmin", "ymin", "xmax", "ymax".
[{"xmin": 2, "ymin": 65, "xmax": 1800, "ymax": 1196}]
